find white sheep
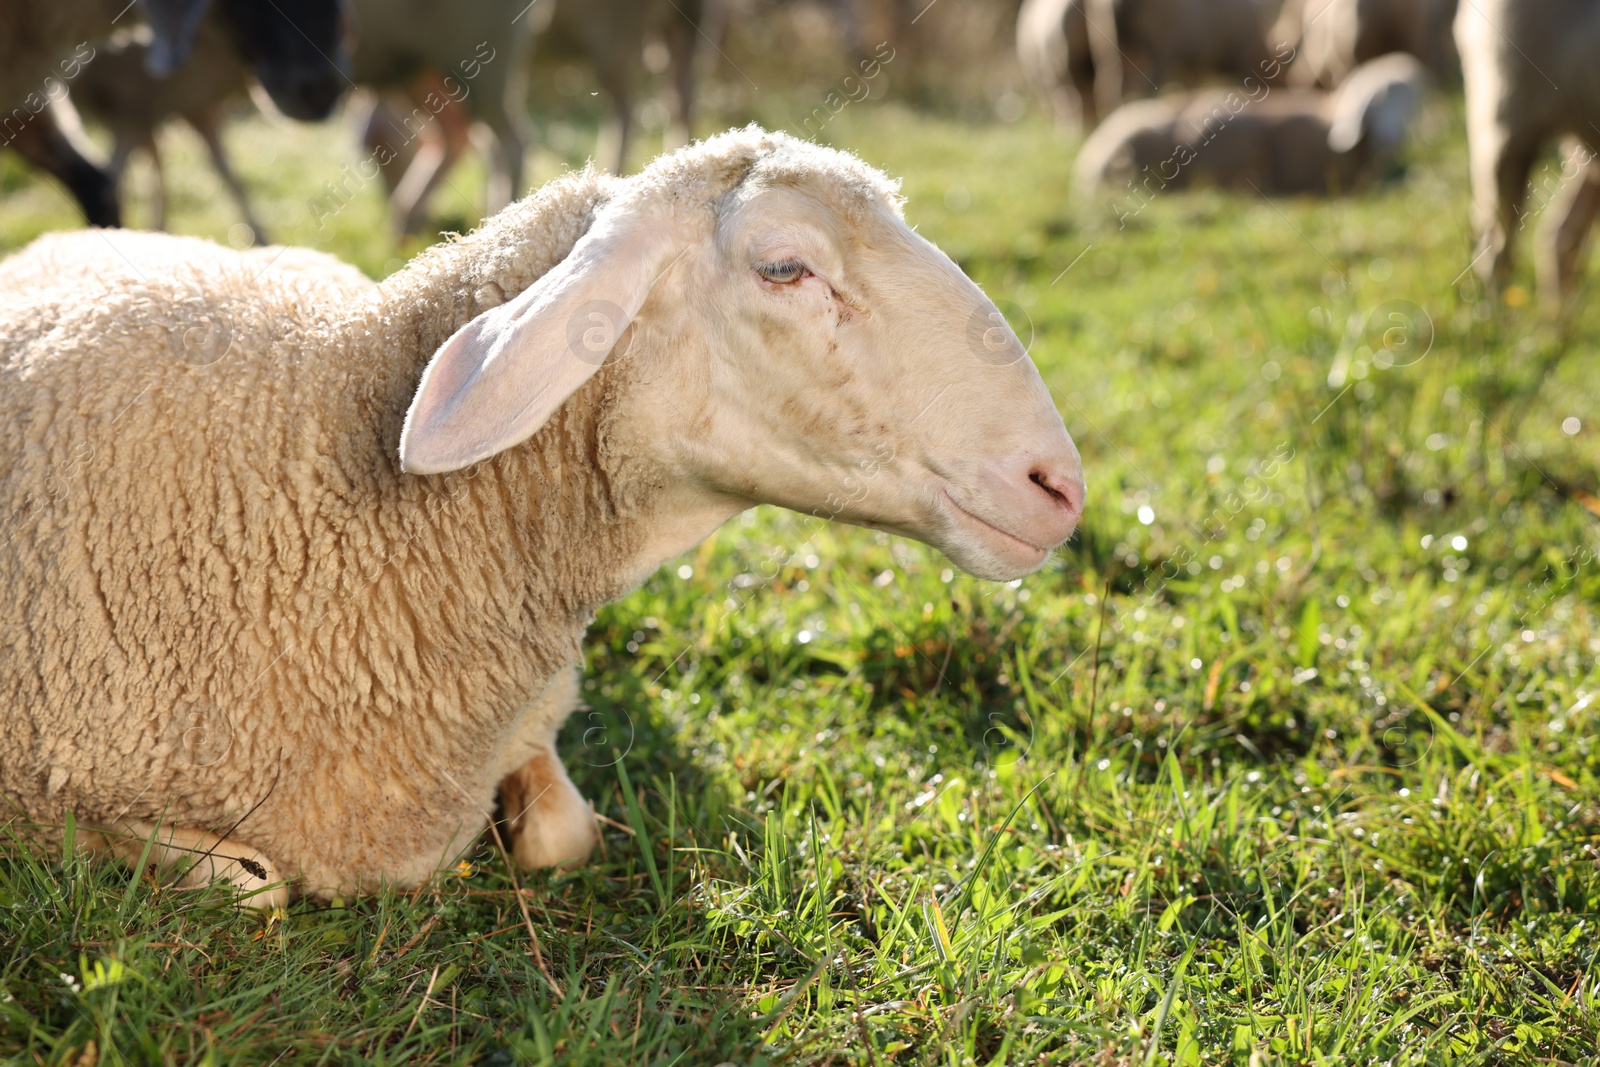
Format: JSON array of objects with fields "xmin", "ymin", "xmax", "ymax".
[
  {"xmin": 68, "ymin": 22, "xmax": 267, "ymax": 240},
  {"xmin": 1083, "ymin": 0, "xmax": 1293, "ymax": 119},
  {"xmin": 1076, "ymin": 52, "xmax": 1428, "ymax": 205},
  {"xmin": 1456, "ymin": 0, "xmax": 1600, "ymax": 305},
  {"xmin": 1016, "ymin": 0, "xmax": 1099, "ymax": 131},
  {"xmin": 1287, "ymin": 0, "xmax": 1458, "ymax": 89},
  {"xmin": 0, "ymin": 127, "xmax": 1085, "ymax": 906}
]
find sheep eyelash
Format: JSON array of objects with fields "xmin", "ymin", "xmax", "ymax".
[{"xmin": 755, "ymin": 259, "xmax": 812, "ymax": 286}]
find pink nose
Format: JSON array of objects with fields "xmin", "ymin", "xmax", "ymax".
[{"xmin": 1023, "ymin": 460, "xmax": 1085, "ymax": 545}]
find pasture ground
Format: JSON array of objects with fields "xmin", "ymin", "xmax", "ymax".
[{"xmin": 2, "ymin": 89, "xmax": 1599, "ymax": 1066}]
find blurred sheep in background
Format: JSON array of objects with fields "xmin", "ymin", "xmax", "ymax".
[
  {"xmin": 4, "ymin": 66, "xmax": 115, "ymax": 227},
  {"xmin": 3, "ymin": 0, "xmax": 202, "ymax": 227},
  {"xmin": 538, "ymin": 0, "xmax": 716, "ymax": 173},
  {"xmin": 203, "ymin": 0, "xmax": 351, "ymax": 121},
  {"xmin": 2, "ymin": 0, "xmax": 350, "ymax": 227},
  {"xmin": 349, "ymin": 0, "xmax": 541, "ymax": 234},
  {"xmin": 68, "ymin": 21, "xmax": 267, "ymax": 240},
  {"xmin": 1281, "ymin": 0, "xmax": 1458, "ymax": 89},
  {"xmin": 361, "ymin": 78, "xmax": 485, "ymax": 235},
  {"xmin": 1084, "ymin": 0, "xmax": 1292, "ymax": 119},
  {"xmin": 21, "ymin": 0, "xmax": 1544, "ymax": 273},
  {"xmin": 1457, "ymin": 0, "xmax": 1600, "ymax": 308},
  {"xmin": 1076, "ymin": 52, "xmax": 1428, "ymax": 202},
  {"xmin": 356, "ymin": 0, "xmax": 717, "ymax": 234},
  {"xmin": 1015, "ymin": 0, "xmax": 1097, "ymax": 131}
]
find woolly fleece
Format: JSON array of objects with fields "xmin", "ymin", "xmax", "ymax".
[{"xmin": 0, "ymin": 127, "xmax": 902, "ymax": 898}]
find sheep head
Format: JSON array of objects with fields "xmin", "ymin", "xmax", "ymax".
[
  {"xmin": 212, "ymin": 0, "xmax": 351, "ymax": 120},
  {"xmin": 400, "ymin": 129, "xmax": 1084, "ymax": 582}
]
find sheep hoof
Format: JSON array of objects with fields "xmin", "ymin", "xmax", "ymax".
[
  {"xmin": 86, "ymin": 821, "xmax": 289, "ymax": 908},
  {"xmin": 174, "ymin": 842, "xmax": 287, "ymax": 909},
  {"xmin": 500, "ymin": 750, "xmax": 597, "ymax": 870}
]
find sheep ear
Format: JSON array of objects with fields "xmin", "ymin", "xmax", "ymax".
[
  {"xmin": 140, "ymin": 0, "xmax": 213, "ymax": 76},
  {"xmin": 399, "ymin": 206, "xmax": 687, "ymax": 475}
]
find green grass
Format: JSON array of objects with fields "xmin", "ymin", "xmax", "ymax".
[{"xmin": 4, "ymin": 87, "xmax": 1600, "ymax": 1065}]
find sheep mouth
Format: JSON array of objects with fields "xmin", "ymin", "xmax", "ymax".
[{"xmin": 939, "ymin": 488, "xmax": 1049, "ymax": 562}]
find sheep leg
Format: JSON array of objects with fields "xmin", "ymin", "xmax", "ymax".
[
  {"xmin": 362, "ymin": 94, "xmax": 415, "ymax": 196},
  {"xmin": 612, "ymin": 106, "xmax": 635, "ymax": 176},
  {"xmin": 593, "ymin": 59, "xmax": 636, "ymax": 174},
  {"xmin": 662, "ymin": 0, "xmax": 701, "ymax": 149},
  {"xmin": 1467, "ymin": 116, "xmax": 1540, "ymax": 291},
  {"xmin": 1046, "ymin": 86, "xmax": 1079, "ymax": 132},
  {"xmin": 1068, "ymin": 56, "xmax": 1098, "ymax": 130},
  {"xmin": 8, "ymin": 108, "xmax": 120, "ymax": 227},
  {"xmin": 389, "ymin": 135, "xmax": 448, "ymax": 234},
  {"xmin": 485, "ymin": 58, "xmax": 532, "ymax": 213},
  {"xmin": 482, "ymin": 111, "xmax": 526, "ymax": 216},
  {"xmin": 384, "ymin": 129, "xmax": 447, "ymax": 232},
  {"xmin": 391, "ymin": 84, "xmax": 478, "ymax": 232},
  {"xmin": 108, "ymin": 136, "xmax": 134, "ymax": 180},
  {"xmin": 146, "ymin": 137, "xmax": 167, "ymax": 233},
  {"xmin": 83, "ymin": 820, "xmax": 287, "ymax": 907},
  {"xmin": 1085, "ymin": 0, "xmax": 1125, "ymax": 119},
  {"xmin": 499, "ymin": 749, "xmax": 597, "ymax": 869},
  {"xmin": 1537, "ymin": 149, "xmax": 1600, "ymax": 310},
  {"xmin": 107, "ymin": 137, "xmax": 135, "ymax": 226},
  {"xmin": 191, "ymin": 111, "xmax": 269, "ymax": 244},
  {"xmin": 1059, "ymin": 0, "xmax": 1097, "ymax": 130}
]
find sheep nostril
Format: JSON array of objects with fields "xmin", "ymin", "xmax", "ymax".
[{"xmin": 1030, "ymin": 468, "xmax": 1082, "ymax": 515}]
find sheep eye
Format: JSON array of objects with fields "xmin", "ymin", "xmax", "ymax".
[{"xmin": 756, "ymin": 259, "xmax": 809, "ymax": 285}]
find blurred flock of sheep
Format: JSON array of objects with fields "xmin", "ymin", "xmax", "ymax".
[
  {"xmin": 1023, "ymin": 0, "xmax": 1600, "ymax": 308},
  {"xmin": 3, "ymin": 0, "xmax": 1598, "ymax": 305}
]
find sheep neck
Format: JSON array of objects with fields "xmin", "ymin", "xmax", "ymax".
[{"xmin": 345, "ymin": 195, "xmax": 677, "ymax": 742}]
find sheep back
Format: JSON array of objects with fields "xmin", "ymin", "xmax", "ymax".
[{"xmin": 0, "ymin": 166, "xmax": 627, "ymax": 895}]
